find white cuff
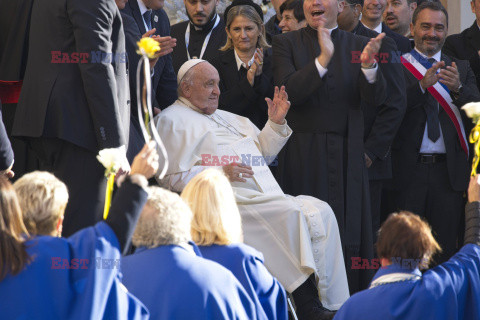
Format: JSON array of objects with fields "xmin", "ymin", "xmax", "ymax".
[
  {"xmin": 419, "ymin": 82, "xmax": 426, "ymax": 94},
  {"xmin": 315, "ymin": 58, "xmax": 328, "ymax": 78},
  {"xmin": 361, "ymin": 64, "xmax": 378, "ymax": 84},
  {"xmin": 268, "ymin": 119, "xmax": 289, "ymax": 137}
]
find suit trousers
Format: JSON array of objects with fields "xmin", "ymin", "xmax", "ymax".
[
  {"xmin": 397, "ymin": 160, "xmax": 464, "ymax": 264},
  {"xmin": 28, "ymin": 137, "xmax": 106, "ymax": 237},
  {"xmin": 369, "ymin": 179, "xmax": 383, "ymax": 247},
  {"xmin": 2, "ymin": 103, "xmax": 40, "ymax": 180}
]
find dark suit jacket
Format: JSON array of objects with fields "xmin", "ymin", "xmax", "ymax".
[
  {"xmin": 352, "ymin": 22, "xmax": 406, "ymax": 180},
  {"xmin": 381, "ymin": 22, "xmax": 411, "ymax": 54},
  {"xmin": 0, "ymin": 0, "xmax": 34, "ymax": 81},
  {"xmin": 12, "ymin": 0, "xmax": 129, "ymax": 152},
  {"xmin": 211, "ymin": 49, "xmax": 273, "ymax": 129},
  {"xmin": 121, "ymin": 1, "xmax": 177, "ymax": 161},
  {"xmin": 393, "ymin": 54, "xmax": 480, "ymax": 192},
  {"xmin": 121, "ymin": 1, "xmax": 177, "ymax": 110},
  {"xmin": 170, "ymin": 19, "xmax": 227, "ymax": 74},
  {"xmin": 444, "ymin": 21, "xmax": 480, "ymax": 91}
]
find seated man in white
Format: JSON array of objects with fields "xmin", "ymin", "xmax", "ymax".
[{"xmin": 155, "ymin": 59, "xmax": 349, "ymax": 319}]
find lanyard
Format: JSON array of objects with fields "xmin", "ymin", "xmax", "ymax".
[{"xmin": 185, "ymin": 14, "xmax": 220, "ymax": 60}]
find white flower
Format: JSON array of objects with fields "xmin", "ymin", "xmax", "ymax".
[
  {"xmin": 97, "ymin": 145, "xmax": 127, "ymax": 175},
  {"xmin": 462, "ymin": 102, "xmax": 480, "ymax": 120}
]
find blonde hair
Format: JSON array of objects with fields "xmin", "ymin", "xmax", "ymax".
[
  {"xmin": 220, "ymin": 5, "xmax": 271, "ymax": 51},
  {"xmin": 181, "ymin": 169, "xmax": 243, "ymax": 246},
  {"xmin": 133, "ymin": 187, "xmax": 192, "ymax": 248},
  {"xmin": 0, "ymin": 177, "xmax": 30, "ymax": 281},
  {"xmin": 13, "ymin": 171, "xmax": 68, "ymax": 236}
]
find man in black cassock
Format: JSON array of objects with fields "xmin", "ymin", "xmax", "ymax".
[
  {"xmin": 273, "ymin": 0, "xmax": 387, "ymax": 293},
  {"xmin": 338, "ymin": 0, "xmax": 406, "ymax": 244}
]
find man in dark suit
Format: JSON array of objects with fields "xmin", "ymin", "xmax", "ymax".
[
  {"xmin": 444, "ymin": 1, "xmax": 480, "ymax": 92},
  {"xmin": 361, "ymin": 0, "xmax": 411, "ymax": 53},
  {"xmin": 393, "ymin": 2, "xmax": 480, "ymax": 263},
  {"xmin": 273, "ymin": 0, "xmax": 387, "ymax": 295},
  {"xmin": 170, "ymin": 0, "xmax": 227, "ymax": 73},
  {"xmin": 338, "ymin": 0, "xmax": 406, "ymax": 243},
  {"xmin": 0, "ymin": 0, "xmax": 40, "ymax": 180},
  {"xmin": 121, "ymin": 0, "xmax": 178, "ymax": 161},
  {"xmin": 12, "ymin": 0, "xmax": 130, "ymax": 237}
]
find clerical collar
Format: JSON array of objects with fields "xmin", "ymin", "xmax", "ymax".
[
  {"xmin": 414, "ymin": 47, "xmax": 441, "ymax": 62},
  {"xmin": 234, "ymin": 50, "xmax": 255, "ymax": 71},
  {"xmin": 362, "ymin": 21, "xmax": 382, "ymax": 33},
  {"xmin": 137, "ymin": 0, "xmax": 151, "ymax": 17},
  {"xmin": 190, "ymin": 13, "xmax": 218, "ymax": 32},
  {"xmin": 306, "ymin": 24, "xmax": 338, "ymax": 36}
]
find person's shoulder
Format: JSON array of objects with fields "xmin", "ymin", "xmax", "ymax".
[
  {"xmin": 226, "ymin": 243, "xmax": 265, "ymax": 262},
  {"xmin": 276, "ymin": 29, "xmax": 300, "ymax": 42},
  {"xmin": 121, "ymin": 12, "xmax": 140, "ymax": 33},
  {"xmin": 171, "ymin": 20, "xmax": 189, "ymax": 33},
  {"xmin": 340, "ymin": 29, "xmax": 370, "ymax": 47},
  {"xmin": 194, "ymin": 255, "xmax": 241, "ymax": 283},
  {"xmin": 155, "ymin": 102, "xmax": 203, "ymax": 131}
]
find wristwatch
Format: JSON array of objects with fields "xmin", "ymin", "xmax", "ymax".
[{"xmin": 451, "ymin": 83, "xmax": 463, "ymax": 100}]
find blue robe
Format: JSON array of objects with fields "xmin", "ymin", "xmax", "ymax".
[
  {"xmin": 199, "ymin": 243, "xmax": 288, "ymax": 320},
  {"xmin": 334, "ymin": 244, "xmax": 480, "ymax": 320},
  {"xmin": 121, "ymin": 244, "xmax": 258, "ymax": 320},
  {"xmin": 0, "ymin": 221, "xmax": 148, "ymax": 319}
]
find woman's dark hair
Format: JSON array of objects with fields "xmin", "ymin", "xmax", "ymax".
[{"xmin": 279, "ymin": 0, "xmax": 305, "ymax": 22}]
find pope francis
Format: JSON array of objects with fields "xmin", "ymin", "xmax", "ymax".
[{"xmin": 155, "ymin": 59, "xmax": 349, "ymax": 319}]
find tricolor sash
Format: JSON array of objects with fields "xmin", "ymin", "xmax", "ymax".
[{"xmin": 401, "ymin": 50, "xmax": 469, "ymax": 156}]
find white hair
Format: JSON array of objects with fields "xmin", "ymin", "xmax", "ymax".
[{"xmin": 132, "ymin": 187, "xmax": 192, "ymax": 248}]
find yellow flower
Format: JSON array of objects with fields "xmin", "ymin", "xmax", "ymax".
[{"xmin": 136, "ymin": 37, "xmax": 161, "ymax": 59}]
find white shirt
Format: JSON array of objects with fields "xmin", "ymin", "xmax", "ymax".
[
  {"xmin": 234, "ymin": 50, "xmax": 255, "ymax": 71},
  {"xmin": 414, "ymin": 48, "xmax": 446, "ymax": 154},
  {"xmin": 314, "ymin": 25, "xmax": 378, "ymax": 83},
  {"xmin": 361, "ymin": 21, "xmax": 382, "ymax": 34},
  {"xmin": 137, "ymin": 0, "xmax": 152, "ymax": 32}
]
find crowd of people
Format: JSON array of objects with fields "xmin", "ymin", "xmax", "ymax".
[{"xmin": 1, "ymin": 0, "xmax": 480, "ymax": 319}]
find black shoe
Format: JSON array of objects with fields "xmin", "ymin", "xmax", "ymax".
[
  {"xmin": 296, "ymin": 303, "xmax": 336, "ymax": 320},
  {"xmin": 292, "ymin": 274, "xmax": 337, "ymax": 320}
]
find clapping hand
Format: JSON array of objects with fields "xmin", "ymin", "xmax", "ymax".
[
  {"xmin": 361, "ymin": 32, "xmax": 385, "ymax": 68},
  {"xmin": 420, "ymin": 61, "xmax": 445, "ymax": 90},
  {"xmin": 247, "ymin": 48, "xmax": 264, "ymax": 86},
  {"xmin": 142, "ymin": 29, "xmax": 177, "ymax": 70},
  {"xmin": 266, "ymin": 86, "xmax": 291, "ymax": 125},
  {"xmin": 439, "ymin": 62, "xmax": 461, "ymax": 93},
  {"xmin": 317, "ymin": 19, "xmax": 334, "ymax": 68}
]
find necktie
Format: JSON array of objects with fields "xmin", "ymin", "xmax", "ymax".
[
  {"xmin": 239, "ymin": 66, "xmax": 248, "ymax": 79},
  {"xmin": 425, "ymin": 57, "xmax": 440, "ymax": 142},
  {"xmin": 143, "ymin": 10, "xmax": 152, "ymax": 30}
]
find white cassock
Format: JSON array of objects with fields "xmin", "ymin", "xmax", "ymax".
[{"xmin": 155, "ymin": 97, "xmax": 349, "ymax": 310}]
